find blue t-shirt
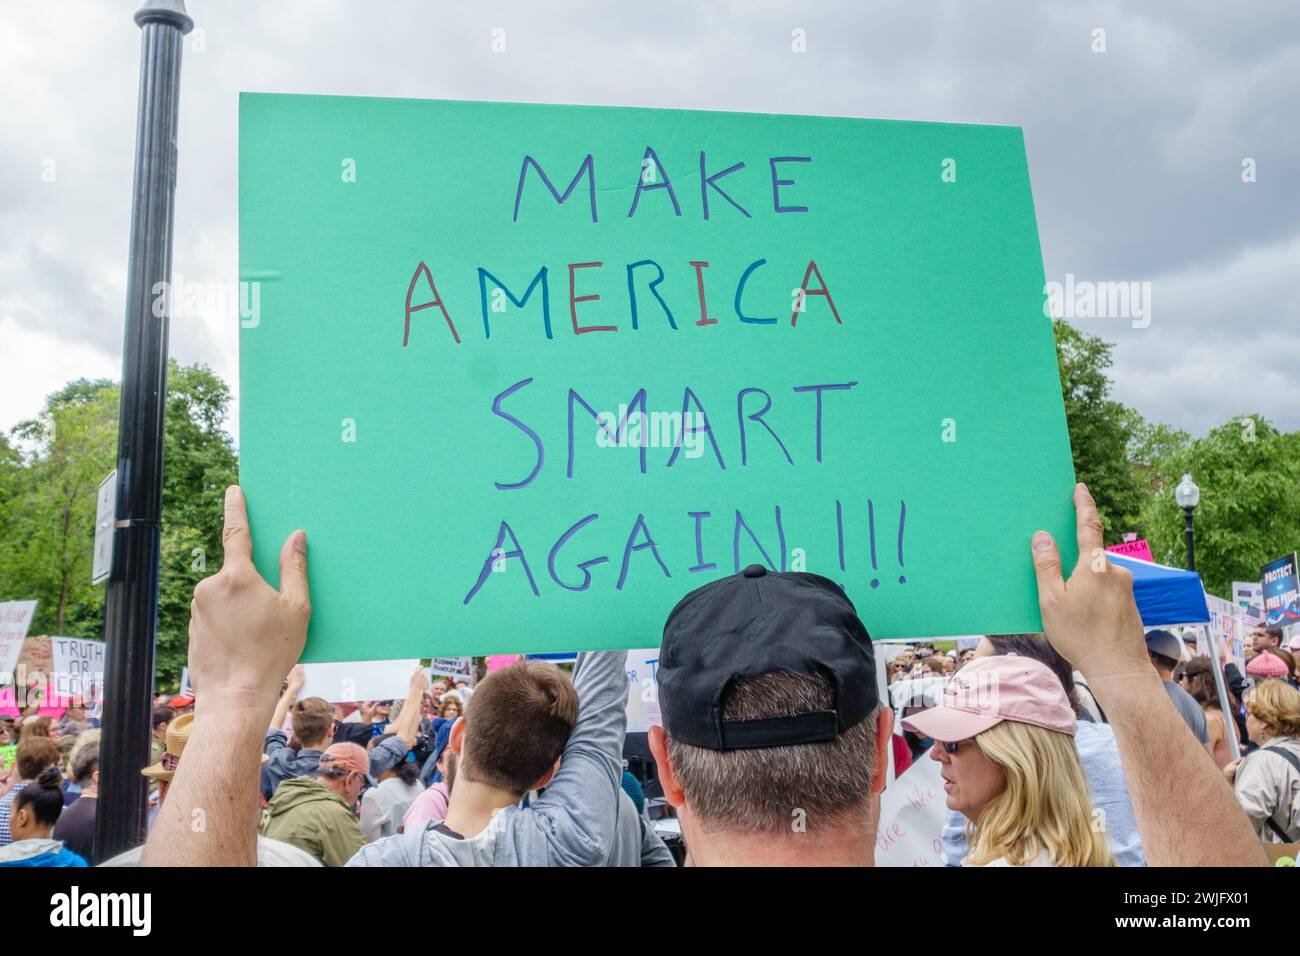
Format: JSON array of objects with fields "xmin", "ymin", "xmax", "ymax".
[
  {"xmin": 942, "ymin": 720, "xmax": 1147, "ymax": 866},
  {"xmin": 0, "ymin": 843, "xmax": 87, "ymax": 867}
]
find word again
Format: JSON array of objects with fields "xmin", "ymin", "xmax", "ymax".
[{"xmin": 461, "ymin": 498, "xmax": 909, "ymax": 605}]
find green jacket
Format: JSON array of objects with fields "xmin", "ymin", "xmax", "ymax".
[{"xmin": 260, "ymin": 776, "xmax": 365, "ymax": 867}]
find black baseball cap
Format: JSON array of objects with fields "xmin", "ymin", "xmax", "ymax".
[{"xmin": 657, "ymin": 565, "xmax": 878, "ymax": 751}]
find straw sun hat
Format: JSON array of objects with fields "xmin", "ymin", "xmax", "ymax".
[{"xmin": 140, "ymin": 712, "xmax": 194, "ymax": 781}]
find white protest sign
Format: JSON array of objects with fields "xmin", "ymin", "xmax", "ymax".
[
  {"xmin": 875, "ymin": 754, "xmax": 949, "ymax": 866},
  {"xmin": 427, "ymin": 657, "xmax": 473, "ymax": 681},
  {"xmin": 889, "ymin": 676, "xmax": 948, "ymax": 710},
  {"xmin": 49, "ymin": 636, "xmax": 106, "ymax": 709},
  {"xmin": 1205, "ymin": 594, "xmax": 1245, "ymax": 671},
  {"xmin": 1233, "ymin": 580, "xmax": 1265, "ymax": 626},
  {"xmin": 624, "ymin": 648, "xmax": 661, "ymax": 734},
  {"xmin": 299, "ymin": 658, "xmax": 421, "ymax": 703},
  {"xmin": 1183, "ymin": 624, "xmax": 1210, "ymax": 658},
  {"xmin": 1233, "ymin": 580, "xmax": 1263, "ymax": 609},
  {"xmin": 0, "ymin": 600, "xmax": 38, "ymax": 683}
]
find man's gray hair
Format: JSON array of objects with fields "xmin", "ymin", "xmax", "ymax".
[{"xmin": 666, "ymin": 669, "xmax": 878, "ymax": 834}]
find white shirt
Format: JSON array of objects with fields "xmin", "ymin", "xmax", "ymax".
[{"xmin": 360, "ymin": 777, "xmax": 425, "ymax": 842}]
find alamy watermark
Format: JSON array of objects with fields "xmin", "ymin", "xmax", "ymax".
[
  {"xmin": 151, "ymin": 273, "xmax": 262, "ymax": 328},
  {"xmin": 594, "ymin": 405, "xmax": 707, "ymax": 459},
  {"xmin": 2, "ymin": 665, "xmax": 104, "ymax": 709},
  {"xmin": 49, "ymin": 887, "xmax": 150, "ymax": 936},
  {"xmin": 1043, "ymin": 273, "xmax": 1151, "ymax": 329}
]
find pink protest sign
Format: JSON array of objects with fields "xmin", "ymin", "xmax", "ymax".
[
  {"xmin": 1107, "ymin": 539, "xmax": 1154, "ymax": 563},
  {"xmin": 0, "ymin": 635, "xmax": 61, "ymax": 716},
  {"xmin": 0, "ymin": 686, "xmax": 63, "ymax": 718}
]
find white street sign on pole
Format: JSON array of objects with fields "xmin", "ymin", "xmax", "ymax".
[{"xmin": 92, "ymin": 470, "xmax": 117, "ymax": 585}]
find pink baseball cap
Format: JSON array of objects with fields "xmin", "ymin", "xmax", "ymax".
[
  {"xmin": 1246, "ymin": 651, "xmax": 1289, "ymax": 678},
  {"xmin": 901, "ymin": 654, "xmax": 1076, "ymax": 742}
]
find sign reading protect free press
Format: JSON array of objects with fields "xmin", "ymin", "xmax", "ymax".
[
  {"xmin": 1261, "ymin": 553, "xmax": 1300, "ymax": 627},
  {"xmin": 238, "ymin": 94, "xmax": 1077, "ymax": 662}
]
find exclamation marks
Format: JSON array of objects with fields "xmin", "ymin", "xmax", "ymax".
[
  {"xmin": 866, "ymin": 499, "xmax": 907, "ymax": 588},
  {"xmin": 868, "ymin": 500, "xmax": 879, "ymax": 588},
  {"xmin": 835, "ymin": 499, "xmax": 846, "ymax": 591},
  {"xmin": 896, "ymin": 500, "xmax": 907, "ymax": 585}
]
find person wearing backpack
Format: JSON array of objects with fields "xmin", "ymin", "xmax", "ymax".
[{"xmin": 1224, "ymin": 679, "xmax": 1300, "ymax": 843}]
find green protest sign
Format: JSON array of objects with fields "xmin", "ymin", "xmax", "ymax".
[{"xmin": 239, "ymin": 93, "xmax": 1076, "ymax": 662}]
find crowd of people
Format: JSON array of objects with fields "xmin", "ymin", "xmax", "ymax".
[
  {"xmin": 885, "ymin": 620, "xmax": 1300, "ymax": 857},
  {"xmin": 2, "ymin": 482, "xmax": 1297, "ymax": 867},
  {"xmin": 0, "ymin": 709, "xmax": 101, "ymax": 866}
]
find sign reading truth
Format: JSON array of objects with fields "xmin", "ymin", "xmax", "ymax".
[{"xmin": 239, "ymin": 94, "xmax": 1076, "ymax": 662}]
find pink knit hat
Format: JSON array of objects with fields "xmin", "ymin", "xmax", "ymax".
[
  {"xmin": 1246, "ymin": 651, "xmax": 1289, "ymax": 678},
  {"xmin": 901, "ymin": 653, "xmax": 1076, "ymax": 743}
]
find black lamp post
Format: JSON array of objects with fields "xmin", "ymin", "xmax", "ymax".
[
  {"xmin": 1174, "ymin": 473, "xmax": 1200, "ymax": 572},
  {"xmin": 95, "ymin": 0, "xmax": 193, "ymax": 864}
]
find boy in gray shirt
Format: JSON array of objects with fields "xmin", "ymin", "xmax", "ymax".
[{"xmin": 348, "ymin": 650, "xmax": 672, "ymax": 867}]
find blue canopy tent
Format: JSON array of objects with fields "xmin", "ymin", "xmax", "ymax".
[
  {"xmin": 1106, "ymin": 552, "xmax": 1209, "ymax": 626},
  {"xmin": 525, "ymin": 556, "xmax": 1209, "ymax": 658}
]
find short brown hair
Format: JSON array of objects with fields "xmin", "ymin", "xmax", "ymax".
[
  {"xmin": 1270, "ymin": 647, "xmax": 1296, "ymax": 679},
  {"xmin": 667, "ymin": 669, "xmax": 878, "ymax": 834},
  {"xmin": 17, "ymin": 735, "xmax": 61, "ymax": 781},
  {"xmin": 292, "ymin": 697, "xmax": 335, "ymax": 747},
  {"xmin": 460, "ymin": 661, "xmax": 578, "ymax": 795}
]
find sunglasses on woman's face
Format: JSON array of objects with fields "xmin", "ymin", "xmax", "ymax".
[{"xmin": 942, "ymin": 739, "xmax": 972, "ymax": 754}]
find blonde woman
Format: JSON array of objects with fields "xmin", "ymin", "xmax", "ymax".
[
  {"xmin": 903, "ymin": 654, "xmax": 1113, "ymax": 867},
  {"xmin": 1223, "ymin": 679, "xmax": 1300, "ymax": 842}
]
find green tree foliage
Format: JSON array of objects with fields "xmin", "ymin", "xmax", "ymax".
[
  {"xmin": 155, "ymin": 362, "xmax": 238, "ymax": 683},
  {"xmin": 1053, "ymin": 320, "xmax": 1146, "ymax": 542},
  {"xmin": 0, "ymin": 363, "xmax": 237, "ymax": 689},
  {"xmin": 0, "ymin": 434, "xmax": 26, "ymax": 549},
  {"xmin": 1, "ymin": 380, "xmax": 119, "ymax": 635},
  {"xmin": 1138, "ymin": 414, "xmax": 1300, "ymax": 598}
]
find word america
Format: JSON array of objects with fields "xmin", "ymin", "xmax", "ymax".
[
  {"xmin": 403, "ymin": 258, "xmax": 840, "ymax": 346},
  {"xmin": 403, "ymin": 151, "xmax": 840, "ymax": 345}
]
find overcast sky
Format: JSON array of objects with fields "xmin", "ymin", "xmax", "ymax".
[{"xmin": 3, "ymin": 0, "xmax": 1297, "ymax": 445}]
